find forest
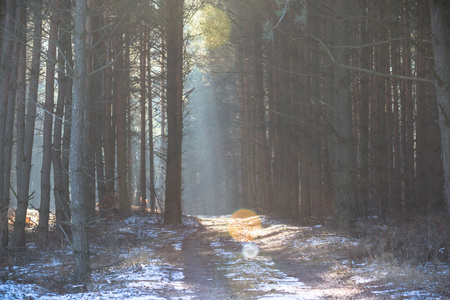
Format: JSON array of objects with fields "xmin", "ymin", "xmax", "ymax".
[{"xmin": 0, "ymin": 0, "xmax": 450, "ymax": 298}]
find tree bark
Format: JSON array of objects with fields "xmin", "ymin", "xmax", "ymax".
[
  {"xmin": 0, "ymin": 0, "xmax": 15, "ymax": 260},
  {"xmin": 53, "ymin": 0, "xmax": 72, "ymax": 237},
  {"xmin": 116, "ymin": 33, "xmax": 130, "ymax": 214},
  {"xmin": 148, "ymin": 41, "xmax": 156, "ymax": 213},
  {"xmin": 71, "ymin": 0, "xmax": 90, "ymax": 282},
  {"xmin": 416, "ymin": 1, "xmax": 444, "ymax": 212},
  {"xmin": 39, "ymin": 0, "xmax": 60, "ymax": 246},
  {"xmin": 429, "ymin": 0, "xmax": 450, "ymax": 221},
  {"xmin": 139, "ymin": 28, "xmax": 147, "ymax": 210},
  {"xmin": 7, "ymin": 1, "xmax": 26, "ymax": 251},
  {"xmin": 164, "ymin": 0, "xmax": 184, "ymax": 225},
  {"xmin": 325, "ymin": 0, "xmax": 357, "ymax": 228}
]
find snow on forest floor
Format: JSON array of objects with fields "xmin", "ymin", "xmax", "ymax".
[{"xmin": 0, "ymin": 210, "xmax": 449, "ymax": 299}]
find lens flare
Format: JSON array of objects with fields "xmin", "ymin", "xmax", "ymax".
[
  {"xmin": 242, "ymin": 242, "xmax": 259, "ymax": 259},
  {"xmin": 190, "ymin": 5, "xmax": 231, "ymax": 50},
  {"xmin": 227, "ymin": 209, "xmax": 261, "ymax": 242}
]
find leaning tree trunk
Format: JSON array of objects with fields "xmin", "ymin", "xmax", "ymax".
[
  {"xmin": 71, "ymin": 0, "xmax": 90, "ymax": 282},
  {"xmin": 429, "ymin": 0, "xmax": 450, "ymax": 222}
]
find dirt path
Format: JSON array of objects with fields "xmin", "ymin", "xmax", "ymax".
[
  {"xmin": 179, "ymin": 216, "xmax": 327, "ymax": 299},
  {"xmin": 182, "ymin": 224, "xmax": 237, "ymax": 299},
  {"xmin": 2, "ymin": 212, "xmax": 447, "ymax": 299}
]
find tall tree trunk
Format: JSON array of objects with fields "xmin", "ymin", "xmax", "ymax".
[
  {"xmin": 14, "ymin": 0, "xmax": 29, "ymax": 240},
  {"xmin": 61, "ymin": 0, "xmax": 73, "ymax": 228},
  {"xmin": 92, "ymin": 0, "xmax": 106, "ymax": 210},
  {"xmin": 148, "ymin": 41, "xmax": 156, "ymax": 213},
  {"xmin": 401, "ymin": 2, "xmax": 417, "ymax": 211},
  {"xmin": 103, "ymin": 12, "xmax": 115, "ymax": 199},
  {"xmin": 125, "ymin": 38, "xmax": 133, "ymax": 204},
  {"xmin": 269, "ymin": 12, "xmax": 282, "ymax": 216},
  {"xmin": 7, "ymin": 2, "xmax": 27, "ymax": 251},
  {"xmin": 416, "ymin": 1, "xmax": 444, "ymax": 212},
  {"xmin": 307, "ymin": 3, "xmax": 324, "ymax": 224},
  {"xmin": 85, "ymin": 0, "xmax": 99, "ymax": 218},
  {"xmin": 116, "ymin": 33, "xmax": 130, "ymax": 214},
  {"xmin": 358, "ymin": 0, "xmax": 370, "ymax": 217},
  {"xmin": 53, "ymin": 0, "xmax": 72, "ymax": 237},
  {"xmin": 39, "ymin": 0, "xmax": 60, "ymax": 246},
  {"xmin": 164, "ymin": 0, "xmax": 184, "ymax": 225},
  {"xmin": 139, "ymin": 29, "xmax": 147, "ymax": 210},
  {"xmin": 14, "ymin": 0, "xmax": 42, "ymax": 254},
  {"xmin": 160, "ymin": 33, "xmax": 166, "ymax": 190},
  {"xmin": 388, "ymin": 0, "xmax": 402, "ymax": 213},
  {"xmin": 253, "ymin": 21, "xmax": 272, "ymax": 211},
  {"xmin": 71, "ymin": 0, "xmax": 90, "ymax": 282},
  {"xmin": 0, "ymin": 0, "xmax": 15, "ymax": 260},
  {"xmin": 325, "ymin": 0, "xmax": 357, "ymax": 228},
  {"xmin": 429, "ymin": 0, "xmax": 450, "ymax": 221},
  {"xmin": 373, "ymin": 1, "xmax": 389, "ymax": 217}
]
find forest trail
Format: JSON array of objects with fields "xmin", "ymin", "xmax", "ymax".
[
  {"xmin": 1, "ymin": 212, "xmax": 448, "ymax": 299},
  {"xmin": 176, "ymin": 215, "xmax": 357, "ymax": 299},
  {"xmin": 181, "ymin": 223, "xmax": 236, "ymax": 299}
]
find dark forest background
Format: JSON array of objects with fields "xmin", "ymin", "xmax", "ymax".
[{"xmin": 0, "ymin": 0, "xmax": 449, "ymax": 281}]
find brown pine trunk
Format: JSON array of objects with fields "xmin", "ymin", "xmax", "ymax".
[
  {"xmin": 103, "ymin": 13, "xmax": 115, "ymax": 198},
  {"xmin": 416, "ymin": 1, "xmax": 444, "ymax": 212},
  {"xmin": 61, "ymin": 0, "xmax": 73, "ymax": 226},
  {"xmin": 38, "ymin": 0, "xmax": 60, "ymax": 246},
  {"xmin": 148, "ymin": 39, "xmax": 156, "ymax": 213},
  {"xmin": 6, "ymin": 2, "xmax": 26, "ymax": 251},
  {"xmin": 53, "ymin": 0, "xmax": 72, "ymax": 237},
  {"xmin": 270, "ymin": 15, "xmax": 282, "ymax": 216},
  {"xmin": 373, "ymin": 1, "xmax": 389, "ymax": 218},
  {"xmin": 115, "ymin": 33, "xmax": 130, "ymax": 214},
  {"xmin": 253, "ymin": 22, "xmax": 272, "ymax": 211},
  {"xmin": 429, "ymin": 0, "xmax": 450, "ymax": 221},
  {"xmin": 325, "ymin": 0, "xmax": 357, "ymax": 228},
  {"xmin": 139, "ymin": 29, "xmax": 147, "ymax": 210},
  {"xmin": 0, "ymin": 0, "xmax": 15, "ymax": 259},
  {"xmin": 85, "ymin": 0, "xmax": 100, "ymax": 217},
  {"xmin": 307, "ymin": 3, "xmax": 324, "ymax": 224},
  {"xmin": 126, "ymin": 39, "xmax": 133, "ymax": 203},
  {"xmin": 164, "ymin": 0, "xmax": 184, "ymax": 224},
  {"xmin": 160, "ymin": 34, "xmax": 167, "ymax": 177},
  {"xmin": 53, "ymin": 21, "xmax": 68, "ymax": 236},
  {"xmin": 401, "ymin": 2, "xmax": 417, "ymax": 211},
  {"xmin": 13, "ymin": 0, "xmax": 42, "ymax": 253},
  {"xmin": 71, "ymin": 0, "xmax": 90, "ymax": 282},
  {"xmin": 388, "ymin": 0, "xmax": 402, "ymax": 213},
  {"xmin": 358, "ymin": 0, "xmax": 370, "ymax": 216}
]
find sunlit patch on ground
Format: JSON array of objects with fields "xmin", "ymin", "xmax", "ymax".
[{"xmin": 227, "ymin": 209, "xmax": 262, "ymax": 243}]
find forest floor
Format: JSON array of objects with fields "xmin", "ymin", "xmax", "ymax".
[{"xmin": 1, "ymin": 209, "xmax": 449, "ymax": 299}]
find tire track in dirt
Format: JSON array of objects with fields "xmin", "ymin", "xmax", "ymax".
[{"xmin": 182, "ymin": 222, "xmax": 237, "ymax": 299}]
